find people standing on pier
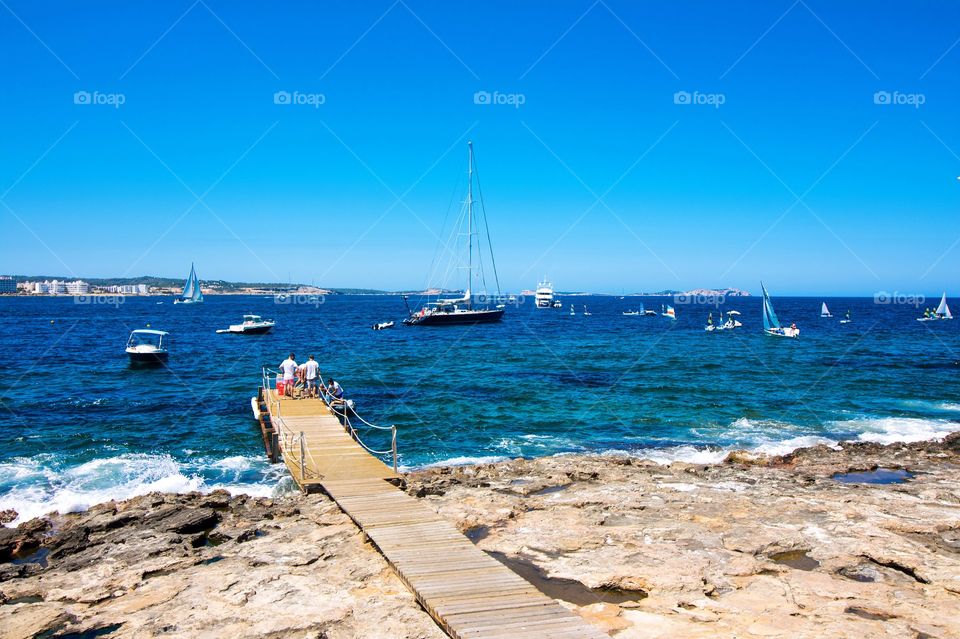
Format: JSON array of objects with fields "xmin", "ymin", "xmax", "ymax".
[
  {"xmin": 300, "ymin": 355, "xmax": 320, "ymax": 398},
  {"xmin": 279, "ymin": 353, "xmax": 298, "ymax": 397}
]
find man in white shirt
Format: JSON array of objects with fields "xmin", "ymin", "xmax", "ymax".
[
  {"xmin": 279, "ymin": 353, "xmax": 298, "ymax": 397},
  {"xmin": 299, "ymin": 355, "xmax": 320, "ymax": 398}
]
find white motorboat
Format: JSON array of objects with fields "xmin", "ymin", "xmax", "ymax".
[
  {"xmin": 535, "ymin": 279, "xmax": 555, "ymax": 309},
  {"xmin": 372, "ymin": 321, "xmax": 395, "ymax": 330},
  {"xmin": 126, "ymin": 329, "xmax": 169, "ymax": 363},
  {"xmin": 552, "ymin": 300, "xmax": 562, "ymax": 308},
  {"xmin": 622, "ymin": 310, "xmax": 640, "ymax": 316},
  {"xmin": 216, "ymin": 314, "xmax": 275, "ymax": 334}
]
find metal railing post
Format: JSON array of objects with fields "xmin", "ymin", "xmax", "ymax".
[
  {"xmin": 299, "ymin": 432, "xmax": 306, "ymax": 483},
  {"xmin": 391, "ymin": 426, "xmax": 398, "ymax": 473}
]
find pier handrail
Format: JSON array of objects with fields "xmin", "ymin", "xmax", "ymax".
[
  {"xmin": 317, "ymin": 372, "xmax": 398, "ymax": 473},
  {"xmin": 260, "ymin": 366, "xmax": 321, "ymax": 481}
]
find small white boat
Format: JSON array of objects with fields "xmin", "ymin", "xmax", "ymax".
[
  {"xmin": 622, "ymin": 310, "xmax": 640, "ymax": 316},
  {"xmin": 840, "ymin": 310, "xmax": 852, "ymax": 324},
  {"xmin": 569, "ymin": 304, "xmax": 575, "ymax": 316},
  {"xmin": 762, "ymin": 283, "xmax": 799, "ymax": 338},
  {"xmin": 640, "ymin": 303, "xmax": 657, "ymax": 316},
  {"xmin": 372, "ymin": 321, "xmax": 395, "ymax": 330},
  {"xmin": 662, "ymin": 305, "xmax": 676, "ymax": 320},
  {"xmin": 917, "ymin": 293, "xmax": 953, "ymax": 322},
  {"xmin": 725, "ymin": 309, "xmax": 743, "ymax": 327},
  {"xmin": 216, "ymin": 314, "xmax": 275, "ymax": 335},
  {"xmin": 552, "ymin": 300, "xmax": 562, "ymax": 308},
  {"xmin": 583, "ymin": 305, "xmax": 592, "ymax": 316},
  {"xmin": 126, "ymin": 329, "xmax": 169, "ymax": 363},
  {"xmin": 820, "ymin": 302, "xmax": 832, "ymax": 318}
]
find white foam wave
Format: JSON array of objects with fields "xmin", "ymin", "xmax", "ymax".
[
  {"xmin": 0, "ymin": 453, "xmax": 286, "ymax": 527},
  {"xmin": 840, "ymin": 416, "xmax": 956, "ymax": 445},
  {"xmin": 415, "ymin": 455, "xmax": 510, "ymax": 470}
]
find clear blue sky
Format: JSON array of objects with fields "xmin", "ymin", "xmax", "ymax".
[{"xmin": 1, "ymin": 1, "xmax": 958, "ymax": 294}]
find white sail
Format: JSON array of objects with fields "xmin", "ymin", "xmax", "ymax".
[
  {"xmin": 936, "ymin": 292, "xmax": 952, "ymax": 319},
  {"xmin": 821, "ymin": 302, "xmax": 831, "ymax": 317}
]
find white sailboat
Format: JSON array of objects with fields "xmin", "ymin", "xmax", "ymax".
[
  {"xmin": 820, "ymin": 302, "xmax": 832, "ymax": 318},
  {"xmin": 569, "ymin": 304, "xmax": 575, "ymax": 316},
  {"xmin": 174, "ymin": 263, "xmax": 204, "ymax": 304},
  {"xmin": 583, "ymin": 305, "xmax": 592, "ymax": 316},
  {"xmin": 662, "ymin": 305, "xmax": 676, "ymax": 320},
  {"xmin": 917, "ymin": 293, "xmax": 953, "ymax": 321},
  {"xmin": 840, "ymin": 309, "xmax": 852, "ymax": 324},
  {"xmin": 762, "ymin": 283, "xmax": 799, "ymax": 338}
]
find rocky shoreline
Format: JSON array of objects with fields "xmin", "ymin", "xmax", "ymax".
[{"xmin": 2, "ymin": 435, "xmax": 959, "ymax": 638}]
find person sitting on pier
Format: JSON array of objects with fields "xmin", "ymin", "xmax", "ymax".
[
  {"xmin": 299, "ymin": 355, "xmax": 320, "ymax": 398},
  {"xmin": 325, "ymin": 378, "xmax": 344, "ymax": 409},
  {"xmin": 279, "ymin": 353, "xmax": 298, "ymax": 397}
]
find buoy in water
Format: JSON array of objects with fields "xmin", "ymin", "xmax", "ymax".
[{"xmin": 50, "ymin": 320, "xmax": 54, "ymax": 324}]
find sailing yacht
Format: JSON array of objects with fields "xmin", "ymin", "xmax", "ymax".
[
  {"xmin": 662, "ymin": 305, "xmax": 676, "ymax": 320},
  {"xmin": 820, "ymin": 302, "xmax": 832, "ymax": 318},
  {"xmin": 917, "ymin": 293, "xmax": 953, "ymax": 322},
  {"xmin": 174, "ymin": 263, "xmax": 204, "ymax": 304},
  {"xmin": 403, "ymin": 142, "xmax": 504, "ymax": 326},
  {"xmin": 641, "ymin": 303, "xmax": 656, "ymax": 316},
  {"xmin": 840, "ymin": 310, "xmax": 852, "ymax": 324},
  {"xmin": 583, "ymin": 305, "xmax": 592, "ymax": 316},
  {"xmin": 762, "ymin": 283, "xmax": 799, "ymax": 338},
  {"xmin": 535, "ymin": 279, "xmax": 555, "ymax": 308}
]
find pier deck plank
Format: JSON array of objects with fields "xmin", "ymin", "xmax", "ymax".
[{"xmin": 262, "ymin": 388, "xmax": 605, "ymax": 639}]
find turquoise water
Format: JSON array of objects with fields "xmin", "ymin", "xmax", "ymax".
[{"xmin": 0, "ymin": 294, "xmax": 957, "ymax": 524}]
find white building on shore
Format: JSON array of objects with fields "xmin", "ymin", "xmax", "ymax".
[{"xmin": 65, "ymin": 280, "xmax": 89, "ymax": 295}]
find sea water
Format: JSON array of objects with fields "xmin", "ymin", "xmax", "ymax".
[{"xmin": 0, "ymin": 294, "xmax": 957, "ymax": 524}]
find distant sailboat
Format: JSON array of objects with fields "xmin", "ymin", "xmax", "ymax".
[
  {"xmin": 174, "ymin": 263, "xmax": 204, "ymax": 304},
  {"xmin": 583, "ymin": 305, "xmax": 592, "ymax": 316},
  {"xmin": 840, "ymin": 309, "xmax": 852, "ymax": 324},
  {"xmin": 663, "ymin": 305, "xmax": 676, "ymax": 320},
  {"xmin": 917, "ymin": 292, "xmax": 953, "ymax": 322},
  {"xmin": 640, "ymin": 303, "xmax": 656, "ymax": 316},
  {"xmin": 762, "ymin": 283, "xmax": 798, "ymax": 338},
  {"xmin": 569, "ymin": 304, "xmax": 575, "ymax": 316},
  {"xmin": 820, "ymin": 302, "xmax": 832, "ymax": 318}
]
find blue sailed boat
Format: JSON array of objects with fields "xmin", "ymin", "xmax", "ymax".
[
  {"xmin": 761, "ymin": 282, "xmax": 798, "ymax": 338},
  {"xmin": 174, "ymin": 263, "xmax": 204, "ymax": 305}
]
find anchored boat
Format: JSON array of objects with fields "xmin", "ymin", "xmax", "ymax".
[
  {"xmin": 125, "ymin": 329, "xmax": 169, "ymax": 363},
  {"xmin": 403, "ymin": 142, "xmax": 504, "ymax": 327},
  {"xmin": 820, "ymin": 302, "xmax": 832, "ymax": 318},
  {"xmin": 535, "ymin": 279, "xmax": 555, "ymax": 308},
  {"xmin": 762, "ymin": 283, "xmax": 799, "ymax": 338},
  {"xmin": 174, "ymin": 263, "xmax": 204, "ymax": 304},
  {"xmin": 216, "ymin": 314, "xmax": 275, "ymax": 334}
]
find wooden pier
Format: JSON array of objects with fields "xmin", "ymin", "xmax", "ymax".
[{"xmin": 253, "ymin": 382, "xmax": 607, "ymax": 639}]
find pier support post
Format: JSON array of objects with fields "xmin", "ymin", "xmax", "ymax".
[
  {"xmin": 299, "ymin": 432, "xmax": 306, "ymax": 483},
  {"xmin": 391, "ymin": 426, "xmax": 398, "ymax": 473}
]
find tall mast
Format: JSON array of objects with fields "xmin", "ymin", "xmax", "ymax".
[{"xmin": 467, "ymin": 140, "xmax": 474, "ymax": 310}]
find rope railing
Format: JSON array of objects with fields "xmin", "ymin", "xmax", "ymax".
[
  {"xmin": 317, "ymin": 372, "xmax": 398, "ymax": 473},
  {"xmin": 260, "ymin": 366, "xmax": 399, "ymax": 474}
]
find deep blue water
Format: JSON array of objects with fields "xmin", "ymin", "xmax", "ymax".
[{"xmin": 1, "ymin": 294, "xmax": 958, "ymax": 523}]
